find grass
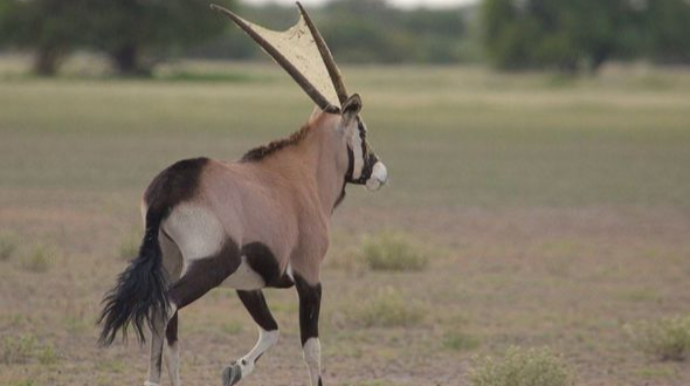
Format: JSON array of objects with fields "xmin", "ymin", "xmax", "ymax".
[
  {"xmin": 443, "ymin": 331, "xmax": 481, "ymax": 352},
  {"xmin": 346, "ymin": 286, "xmax": 423, "ymax": 328},
  {"xmin": 626, "ymin": 316, "xmax": 690, "ymax": 361},
  {"xmin": 358, "ymin": 231, "xmax": 429, "ymax": 272},
  {"xmin": 0, "ymin": 234, "xmax": 18, "ymax": 261},
  {"xmin": 1, "ymin": 60, "xmax": 690, "ymax": 385},
  {"xmin": 1, "ymin": 335, "xmax": 57, "ymax": 365},
  {"xmin": 2, "ymin": 335, "xmax": 37, "ymax": 364},
  {"xmin": 469, "ymin": 346, "xmax": 575, "ymax": 386},
  {"xmin": 21, "ymin": 245, "xmax": 52, "ymax": 273},
  {"xmin": 118, "ymin": 231, "xmax": 141, "ymax": 261}
]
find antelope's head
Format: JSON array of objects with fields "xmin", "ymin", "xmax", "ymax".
[
  {"xmin": 212, "ymin": 2, "xmax": 387, "ymax": 192},
  {"xmin": 339, "ymin": 94, "xmax": 387, "ymax": 191}
]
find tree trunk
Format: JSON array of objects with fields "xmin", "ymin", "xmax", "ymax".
[
  {"xmin": 33, "ymin": 47, "xmax": 64, "ymax": 76},
  {"xmin": 112, "ymin": 44, "xmax": 150, "ymax": 76}
]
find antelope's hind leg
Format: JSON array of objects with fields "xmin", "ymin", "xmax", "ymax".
[
  {"xmin": 145, "ymin": 232, "xmax": 183, "ymax": 386},
  {"xmin": 223, "ymin": 290, "xmax": 279, "ymax": 386}
]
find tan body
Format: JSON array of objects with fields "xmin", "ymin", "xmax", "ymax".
[{"xmin": 156, "ymin": 112, "xmax": 347, "ymax": 287}]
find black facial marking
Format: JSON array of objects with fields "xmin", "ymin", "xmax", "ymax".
[
  {"xmin": 165, "ymin": 311, "xmax": 178, "ymax": 346},
  {"xmin": 168, "ymin": 240, "xmax": 241, "ymax": 310},
  {"xmin": 345, "ymin": 119, "xmax": 378, "ymax": 185},
  {"xmin": 237, "ymin": 290, "xmax": 278, "ymax": 332},
  {"xmin": 242, "ymin": 242, "xmax": 294, "ymax": 288},
  {"xmin": 144, "ymin": 157, "xmax": 209, "ymax": 215},
  {"xmin": 295, "ymin": 275, "xmax": 322, "ymax": 346}
]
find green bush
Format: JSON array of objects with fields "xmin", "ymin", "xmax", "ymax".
[
  {"xmin": 626, "ymin": 316, "xmax": 690, "ymax": 361},
  {"xmin": 22, "ymin": 246, "xmax": 51, "ymax": 273},
  {"xmin": 470, "ymin": 346, "xmax": 575, "ymax": 386},
  {"xmin": 2, "ymin": 335, "xmax": 36, "ymax": 364},
  {"xmin": 347, "ymin": 286, "xmax": 423, "ymax": 328},
  {"xmin": 0, "ymin": 235, "xmax": 17, "ymax": 261},
  {"xmin": 443, "ymin": 331, "xmax": 480, "ymax": 352},
  {"xmin": 358, "ymin": 231, "xmax": 428, "ymax": 272}
]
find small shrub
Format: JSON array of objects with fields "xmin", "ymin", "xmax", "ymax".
[
  {"xmin": 358, "ymin": 231, "xmax": 428, "ymax": 272},
  {"xmin": 626, "ymin": 316, "xmax": 690, "ymax": 361},
  {"xmin": 347, "ymin": 286, "xmax": 423, "ymax": 328},
  {"xmin": 470, "ymin": 346, "xmax": 575, "ymax": 386},
  {"xmin": 22, "ymin": 246, "xmax": 51, "ymax": 272},
  {"xmin": 0, "ymin": 235, "xmax": 18, "ymax": 261},
  {"xmin": 2, "ymin": 335, "xmax": 59, "ymax": 365},
  {"xmin": 2, "ymin": 335, "xmax": 36, "ymax": 364},
  {"xmin": 37, "ymin": 344, "xmax": 58, "ymax": 365},
  {"xmin": 443, "ymin": 331, "xmax": 480, "ymax": 352}
]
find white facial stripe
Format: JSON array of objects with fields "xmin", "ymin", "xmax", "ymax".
[{"xmin": 351, "ymin": 129, "xmax": 364, "ymax": 180}]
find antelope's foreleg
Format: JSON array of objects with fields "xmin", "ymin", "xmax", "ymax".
[
  {"xmin": 223, "ymin": 290, "xmax": 279, "ymax": 386},
  {"xmin": 296, "ymin": 276, "xmax": 323, "ymax": 386}
]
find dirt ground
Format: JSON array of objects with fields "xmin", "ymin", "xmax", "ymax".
[{"xmin": 1, "ymin": 62, "xmax": 690, "ymax": 385}]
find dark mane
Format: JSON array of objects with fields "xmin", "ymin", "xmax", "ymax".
[{"xmin": 240, "ymin": 124, "xmax": 313, "ymax": 162}]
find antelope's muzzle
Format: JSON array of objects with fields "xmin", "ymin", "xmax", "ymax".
[{"xmin": 366, "ymin": 161, "xmax": 388, "ymax": 191}]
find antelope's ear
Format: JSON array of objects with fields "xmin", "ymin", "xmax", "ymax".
[{"xmin": 341, "ymin": 93, "xmax": 362, "ymax": 126}]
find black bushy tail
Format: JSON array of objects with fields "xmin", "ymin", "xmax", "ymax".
[{"xmin": 98, "ymin": 210, "xmax": 170, "ymax": 346}]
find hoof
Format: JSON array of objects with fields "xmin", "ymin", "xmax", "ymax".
[{"xmin": 222, "ymin": 362, "xmax": 242, "ymax": 386}]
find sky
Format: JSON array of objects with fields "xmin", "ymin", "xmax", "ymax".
[{"xmin": 248, "ymin": 0, "xmax": 480, "ymax": 9}]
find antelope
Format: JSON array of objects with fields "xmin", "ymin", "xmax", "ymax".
[{"xmin": 98, "ymin": 4, "xmax": 388, "ymax": 386}]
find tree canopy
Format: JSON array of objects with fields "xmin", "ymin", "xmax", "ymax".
[{"xmin": 482, "ymin": 0, "xmax": 690, "ymax": 73}]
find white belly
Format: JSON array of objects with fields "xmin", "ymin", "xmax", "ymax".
[{"xmin": 222, "ymin": 256, "xmax": 265, "ymax": 290}]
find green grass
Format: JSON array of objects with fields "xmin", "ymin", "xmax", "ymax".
[
  {"xmin": 21, "ymin": 246, "xmax": 52, "ymax": 273},
  {"xmin": 1, "ymin": 64, "xmax": 689, "ymax": 210},
  {"xmin": 626, "ymin": 316, "xmax": 690, "ymax": 361},
  {"xmin": 358, "ymin": 231, "xmax": 428, "ymax": 272},
  {"xmin": 346, "ymin": 286, "xmax": 423, "ymax": 328},
  {"xmin": 0, "ymin": 234, "xmax": 18, "ymax": 261},
  {"xmin": 470, "ymin": 346, "xmax": 575, "ymax": 386},
  {"xmin": 443, "ymin": 331, "xmax": 481, "ymax": 352}
]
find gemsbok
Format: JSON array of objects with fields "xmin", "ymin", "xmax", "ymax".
[{"xmin": 98, "ymin": 3, "xmax": 388, "ymax": 386}]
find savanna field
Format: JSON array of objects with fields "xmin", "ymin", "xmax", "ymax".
[{"xmin": 1, "ymin": 58, "xmax": 690, "ymax": 385}]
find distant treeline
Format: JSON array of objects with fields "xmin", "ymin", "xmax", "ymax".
[{"xmin": 0, "ymin": 0, "xmax": 688, "ymax": 76}]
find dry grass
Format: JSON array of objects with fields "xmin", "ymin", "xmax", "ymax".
[
  {"xmin": 469, "ymin": 346, "xmax": 575, "ymax": 386},
  {"xmin": 0, "ymin": 234, "xmax": 18, "ymax": 261},
  {"xmin": 1, "ymin": 61, "xmax": 690, "ymax": 385},
  {"xmin": 345, "ymin": 286, "xmax": 424, "ymax": 328},
  {"xmin": 357, "ymin": 231, "xmax": 429, "ymax": 272},
  {"xmin": 627, "ymin": 316, "xmax": 690, "ymax": 362}
]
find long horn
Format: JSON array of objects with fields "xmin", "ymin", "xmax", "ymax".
[
  {"xmin": 297, "ymin": 2, "xmax": 348, "ymax": 105},
  {"xmin": 210, "ymin": 4, "xmax": 339, "ymax": 113}
]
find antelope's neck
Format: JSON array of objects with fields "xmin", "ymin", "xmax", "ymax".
[{"xmin": 298, "ymin": 125, "xmax": 347, "ymax": 216}]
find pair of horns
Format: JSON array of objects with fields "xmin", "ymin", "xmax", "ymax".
[{"xmin": 211, "ymin": 2, "xmax": 349, "ymax": 113}]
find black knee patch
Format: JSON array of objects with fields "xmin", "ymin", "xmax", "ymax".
[{"xmin": 295, "ymin": 275, "xmax": 322, "ymax": 346}]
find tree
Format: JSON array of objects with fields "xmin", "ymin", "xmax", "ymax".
[
  {"xmin": 88, "ymin": 0, "xmax": 235, "ymax": 75},
  {"xmin": 646, "ymin": 0, "xmax": 690, "ymax": 64},
  {"xmin": 0, "ymin": 0, "xmax": 93, "ymax": 75},
  {"xmin": 0, "ymin": 0, "xmax": 234, "ymax": 76},
  {"xmin": 481, "ymin": 0, "xmax": 643, "ymax": 73}
]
